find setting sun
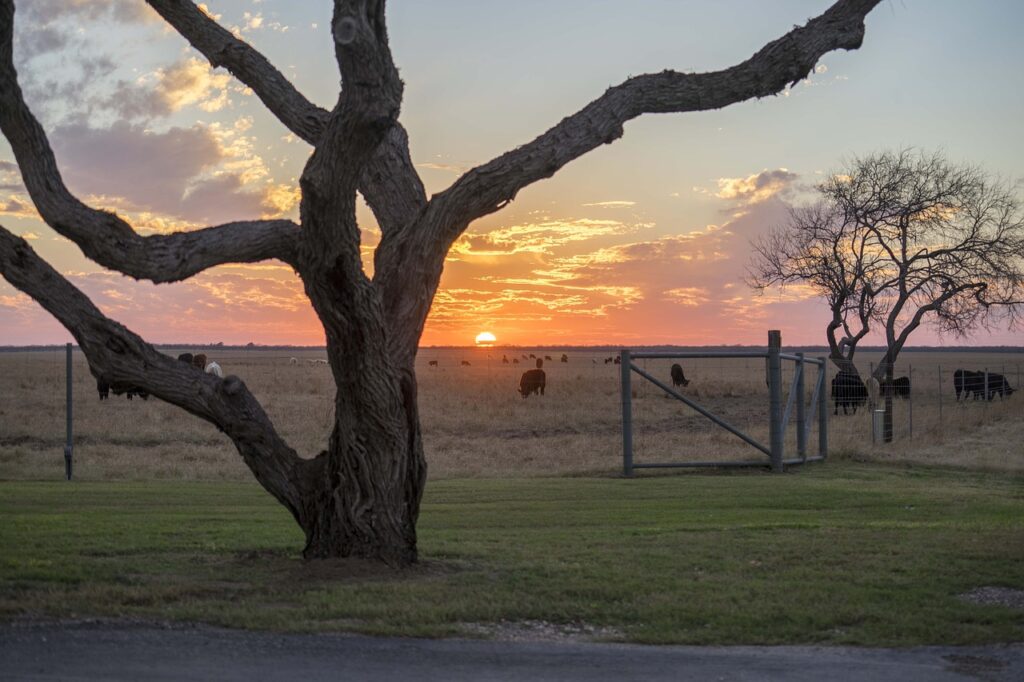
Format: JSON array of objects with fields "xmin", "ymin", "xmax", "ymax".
[{"xmin": 475, "ymin": 331, "xmax": 497, "ymax": 346}]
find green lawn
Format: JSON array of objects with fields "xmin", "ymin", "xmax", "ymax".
[{"xmin": 1, "ymin": 463, "xmax": 1022, "ymax": 645}]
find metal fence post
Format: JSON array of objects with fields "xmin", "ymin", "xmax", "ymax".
[
  {"xmin": 908, "ymin": 364, "xmax": 913, "ymax": 439},
  {"xmin": 620, "ymin": 349, "xmax": 633, "ymax": 477},
  {"xmin": 64, "ymin": 342, "xmax": 73, "ymax": 481},
  {"xmin": 818, "ymin": 358, "xmax": 828, "ymax": 459},
  {"xmin": 938, "ymin": 364, "xmax": 943, "ymax": 425},
  {"xmin": 796, "ymin": 352, "xmax": 806, "ymax": 459},
  {"xmin": 767, "ymin": 331, "xmax": 783, "ymax": 472}
]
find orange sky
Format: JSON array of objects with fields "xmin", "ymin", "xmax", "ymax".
[{"xmin": 1, "ymin": 2, "xmax": 1023, "ymax": 348}]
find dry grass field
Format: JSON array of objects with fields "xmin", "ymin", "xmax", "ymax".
[{"xmin": 0, "ymin": 347, "xmax": 1022, "ymax": 481}]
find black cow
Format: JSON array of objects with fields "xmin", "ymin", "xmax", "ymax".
[
  {"xmin": 535, "ymin": 358, "xmax": 544, "ymax": 369},
  {"xmin": 954, "ymin": 369, "xmax": 981, "ymax": 400},
  {"xmin": 544, "ymin": 355, "xmax": 552, "ymax": 361},
  {"xmin": 97, "ymin": 379, "xmax": 109, "ymax": 400},
  {"xmin": 519, "ymin": 369, "xmax": 546, "ymax": 398},
  {"xmin": 892, "ymin": 376, "xmax": 910, "ymax": 398},
  {"xmin": 177, "ymin": 352, "xmax": 193, "ymax": 364},
  {"xmin": 831, "ymin": 370, "xmax": 867, "ymax": 415},
  {"xmin": 428, "ymin": 360, "xmax": 438, "ymax": 367},
  {"xmin": 502, "ymin": 355, "xmax": 509, "ymax": 364},
  {"xmin": 613, "ymin": 356, "xmax": 621, "ymax": 365},
  {"xmin": 560, "ymin": 354, "xmax": 568, "ymax": 363},
  {"xmin": 957, "ymin": 369, "xmax": 1015, "ymax": 400},
  {"xmin": 460, "ymin": 360, "xmax": 471, "ymax": 367},
  {"xmin": 512, "ymin": 358, "xmax": 520, "ymax": 365},
  {"xmin": 604, "ymin": 357, "xmax": 613, "ymax": 364},
  {"xmin": 670, "ymin": 363, "xmax": 689, "ymax": 388}
]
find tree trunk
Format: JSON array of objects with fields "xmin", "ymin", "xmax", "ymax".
[{"xmin": 296, "ymin": 351, "xmax": 426, "ymax": 566}]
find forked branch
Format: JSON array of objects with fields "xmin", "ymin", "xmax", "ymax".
[
  {"xmin": 0, "ymin": 1, "xmax": 300, "ymax": 282},
  {"xmin": 146, "ymin": 0, "xmax": 425, "ymax": 235},
  {"xmin": 0, "ymin": 224, "xmax": 309, "ymax": 519}
]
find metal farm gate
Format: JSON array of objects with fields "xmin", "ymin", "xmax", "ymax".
[{"xmin": 620, "ymin": 331, "xmax": 828, "ymax": 475}]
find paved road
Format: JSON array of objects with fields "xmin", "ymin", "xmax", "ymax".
[{"xmin": 2, "ymin": 622, "xmax": 1021, "ymax": 681}]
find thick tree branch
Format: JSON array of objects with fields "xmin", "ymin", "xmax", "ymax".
[
  {"xmin": 144, "ymin": 1, "xmax": 425, "ymax": 236},
  {"xmin": 0, "ymin": 224, "xmax": 311, "ymax": 521},
  {"xmin": 428, "ymin": 0, "xmax": 882, "ymax": 239},
  {"xmin": 0, "ymin": 2, "xmax": 300, "ymax": 282},
  {"xmin": 145, "ymin": 0, "xmax": 328, "ymax": 144},
  {"xmin": 374, "ymin": 0, "xmax": 882, "ymax": 362}
]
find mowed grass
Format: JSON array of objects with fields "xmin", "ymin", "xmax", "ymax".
[{"xmin": 2, "ymin": 463, "xmax": 1022, "ymax": 645}]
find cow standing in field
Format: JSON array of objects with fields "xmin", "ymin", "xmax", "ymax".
[
  {"xmin": 613, "ymin": 356, "xmax": 621, "ymax": 365},
  {"xmin": 502, "ymin": 355, "xmax": 509, "ymax": 364},
  {"xmin": 177, "ymin": 352, "xmax": 193, "ymax": 364},
  {"xmin": 205, "ymin": 362, "xmax": 224, "ymax": 378},
  {"xmin": 831, "ymin": 370, "xmax": 867, "ymax": 415},
  {"xmin": 428, "ymin": 360, "xmax": 438, "ymax": 367},
  {"xmin": 519, "ymin": 369, "xmax": 546, "ymax": 398},
  {"xmin": 670, "ymin": 363, "xmax": 689, "ymax": 388},
  {"xmin": 956, "ymin": 369, "xmax": 1015, "ymax": 400},
  {"xmin": 560, "ymin": 354, "xmax": 568, "ymax": 363},
  {"xmin": 192, "ymin": 353, "xmax": 208, "ymax": 370},
  {"xmin": 892, "ymin": 376, "xmax": 910, "ymax": 398},
  {"xmin": 512, "ymin": 358, "xmax": 519, "ymax": 365},
  {"xmin": 461, "ymin": 360, "xmax": 471, "ymax": 367},
  {"xmin": 97, "ymin": 379, "xmax": 109, "ymax": 400},
  {"xmin": 289, "ymin": 357, "xmax": 298, "ymax": 365}
]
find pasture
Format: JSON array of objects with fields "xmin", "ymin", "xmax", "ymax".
[
  {"xmin": 1, "ymin": 465, "xmax": 1022, "ymax": 645},
  {"xmin": 0, "ymin": 348, "xmax": 1022, "ymax": 481},
  {"xmin": 1, "ymin": 348, "xmax": 1022, "ymax": 645}
]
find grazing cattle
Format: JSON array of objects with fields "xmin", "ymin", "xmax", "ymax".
[
  {"xmin": 529, "ymin": 354, "xmax": 536, "ymax": 359},
  {"xmin": 289, "ymin": 357, "xmax": 298, "ymax": 365},
  {"xmin": 428, "ymin": 360, "xmax": 438, "ymax": 367},
  {"xmin": 560, "ymin": 354, "xmax": 568, "ymax": 363},
  {"xmin": 604, "ymin": 357, "xmax": 613, "ymax": 364},
  {"xmin": 544, "ymin": 355, "xmax": 552, "ymax": 361},
  {"xmin": 512, "ymin": 358, "xmax": 520, "ymax": 364},
  {"xmin": 831, "ymin": 370, "xmax": 868, "ymax": 415},
  {"xmin": 502, "ymin": 355, "xmax": 509, "ymax": 364},
  {"xmin": 192, "ymin": 353, "xmax": 207, "ymax": 370},
  {"xmin": 613, "ymin": 356, "xmax": 621, "ymax": 365},
  {"xmin": 536, "ymin": 358, "xmax": 543, "ymax": 369},
  {"xmin": 892, "ymin": 376, "xmax": 910, "ymax": 398},
  {"xmin": 670, "ymin": 363, "xmax": 690, "ymax": 388},
  {"xmin": 956, "ymin": 370, "xmax": 1015, "ymax": 400},
  {"xmin": 518, "ymin": 369, "xmax": 546, "ymax": 398},
  {"xmin": 97, "ymin": 379, "xmax": 109, "ymax": 400},
  {"xmin": 461, "ymin": 360, "xmax": 471, "ymax": 367},
  {"xmin": 954, "ymin": 369, "xmax": 982, "ymax": 400},
  {"xmin": 522, "ymin": 354, "xmax": 529, "ymax": 361},
  {"xmin": 205, "ymin": 362, "xmax": 223, "ymax": 378},
  {"xmin": 177, "ymin": 352, "xmax": 193, "ymax": 365}
]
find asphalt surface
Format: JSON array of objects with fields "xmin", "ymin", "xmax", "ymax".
[{"xmin": 1, "ymin": 622, "xmax": 1022, "ymax": 681}]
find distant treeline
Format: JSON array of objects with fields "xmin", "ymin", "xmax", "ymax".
[{"xmin": 3, "ymin": 344, "xmax": 1023, "ymax": 353}]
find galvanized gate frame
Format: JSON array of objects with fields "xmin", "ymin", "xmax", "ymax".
[{"xmin": 620, "ymin": 330, "xmax": 828, "ymax": 475}]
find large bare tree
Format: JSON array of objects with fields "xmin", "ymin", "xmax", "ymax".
[{"xmin": 0, "ymin": 0, "xmax": 883, "ymax": 566}]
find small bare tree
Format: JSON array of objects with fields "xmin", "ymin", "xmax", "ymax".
[
  {"xmin": 752, "ymin": 149, "xmax": 1024, "ymax": 441},
  {"xmin": 0, "ymin": 0, "xmax": 883, "ymax": 565},
  {"xmin": 749, "ymin": 202, "xmax": 885, "ymax": 373}
]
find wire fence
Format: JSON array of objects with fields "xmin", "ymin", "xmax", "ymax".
[{"xmin": 0, "ymin": 347, "xmax": 1022, "ymax": 480}]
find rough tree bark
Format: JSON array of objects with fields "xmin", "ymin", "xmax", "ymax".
[{"xmin": 0, "ymin": 0, "xmax": 883, "ymax": 566}]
